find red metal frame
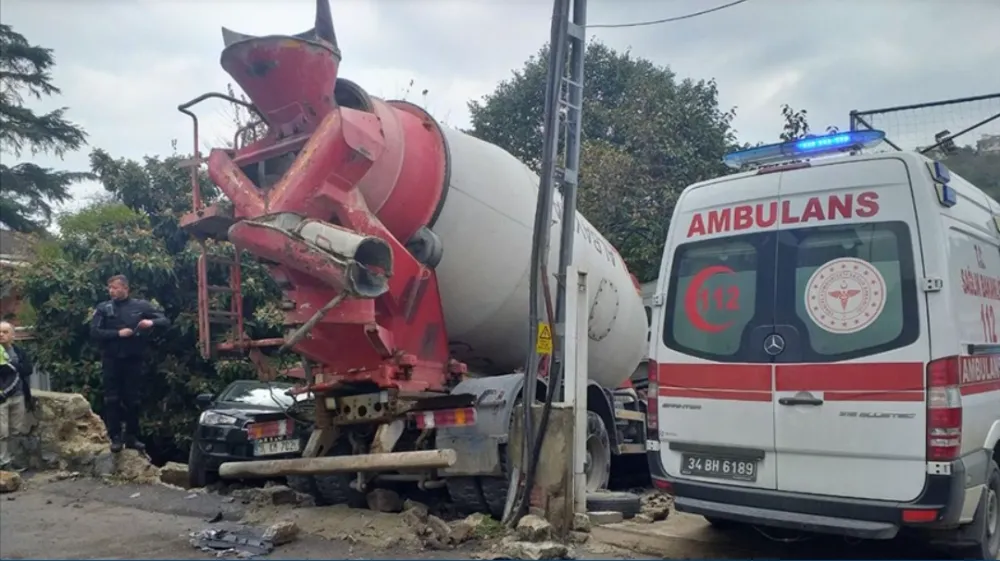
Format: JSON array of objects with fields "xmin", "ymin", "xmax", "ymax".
[{"xmin": 180, "ymin": 33, "xmax": 465, "ymax": 391}]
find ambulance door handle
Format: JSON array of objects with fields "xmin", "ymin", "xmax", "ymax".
[{"xmin": 778, "ymin": 397, "xmax": 824, "ymax": 406}]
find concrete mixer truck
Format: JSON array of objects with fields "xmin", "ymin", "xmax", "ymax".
[{"xmin": 177, "ymin": 0, "xmax": 651, "ymax": 515}]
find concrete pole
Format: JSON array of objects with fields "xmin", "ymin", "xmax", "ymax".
[{"xmin": 562, "ymin": 266, "xmax": 589, "ymax": 514}]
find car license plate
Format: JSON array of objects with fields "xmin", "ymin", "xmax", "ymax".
[
  {"xmin": 680, "ymin": 454, "xmax": 758, "ymax": 482},
  {"xmin": 253, "ymin": 438, "xmax": 301, "ymax": 457}
]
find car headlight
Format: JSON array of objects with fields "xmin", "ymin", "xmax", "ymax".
[{"xmin": 199, "ymin": 411, "xmax": 240, "ymax": 426}]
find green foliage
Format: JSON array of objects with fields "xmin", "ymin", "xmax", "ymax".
[
  {"xmin": 468, "ymin": 41, "xmax": 739, "ymax": 281},
  {"xmin": 943, "ymin": 146, "xmax": 1000, "ymax": 198},
  {"xmin": 0, "ymin": 24, "xmax": 91, "ymax": 232},
  {"xmin": 12, "ymin": 154, "xmax": 284, "ymax": 463}
]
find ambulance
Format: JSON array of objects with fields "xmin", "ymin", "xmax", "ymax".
[{"xmin": 646, "ymin": 130, "xmax": 1000, "ymax": 558}]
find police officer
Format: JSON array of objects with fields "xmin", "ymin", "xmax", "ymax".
[{"xmin": 90, "ymin": 275, "xmax": 170, "ymax": 453}]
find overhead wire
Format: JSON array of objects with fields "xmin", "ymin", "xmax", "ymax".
[{"xmin": 589, "ymin": 0, "xmax": 749, "ymax": 29}]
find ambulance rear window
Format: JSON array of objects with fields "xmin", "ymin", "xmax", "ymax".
[{"xmin": 663, "ymin": 221, "xmax": 919, "ymax": 363}]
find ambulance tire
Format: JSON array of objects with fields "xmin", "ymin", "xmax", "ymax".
[{"xmin": 957, "ymin": 459, "xmax": 1000, "ymax": 560}]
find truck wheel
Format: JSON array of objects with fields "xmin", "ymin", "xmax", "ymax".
[
  {"xmin": 286, "ymin": 475, "xmax": 326, "ymax": 504},
  {"xmin": 479, "ymin": 444, "xmax": 511, "ymax": 519},
  {"xmin": 446, "ymin": 477, "xmax": 489, "ymax": 514},
  {"xmin": 188, "ymin": 443, "xmax": 218, "ymax": 489},
  {"xmin": 585, "ymin": 411, "xmax": 611, "ymax": 492},
  {"xmin": 313, "ymin": 441, "xmax": 367, "ymax": 508},
  {"xmin": 957, "ymin": 459, "xmax": 1000, "ymax": 560}
]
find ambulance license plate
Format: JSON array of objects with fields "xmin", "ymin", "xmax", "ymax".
[
  {"xmin": 253, "ymin": 438, "xmax": 301, "ymax": 457},
  {"xmin": 680, "ymin": 454, "xmax": 757, "ymax": 482}
]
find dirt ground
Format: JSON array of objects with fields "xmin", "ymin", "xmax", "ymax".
[{"xmin": 0, "ymin": 474, "xmax": 973, "ymax": 560}]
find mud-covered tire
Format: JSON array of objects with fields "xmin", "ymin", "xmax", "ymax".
[
  {"xmin": 313, "ymin": 441, "xmax": 366, "ymax": 507},
  {"xmin": 446, "ymin": 477, "xmax": 489, "ymax": 514},
  {"xmin": 479, "ymin": 444, "xmax": 511, "ymax": 519},
  {"xmin": 585, "ymin": 411, "xmax": 612, "ymax": 492},
  {"xmin": 286, "ymin": 475, "xmax": 325, "ymax": 504}
]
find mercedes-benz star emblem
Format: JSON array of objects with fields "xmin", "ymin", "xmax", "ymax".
[{"xmin": 764, "ymin": 334, "xmax": 785, "ymax": 356}]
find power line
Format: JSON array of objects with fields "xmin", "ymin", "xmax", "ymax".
[{"xmin": 589, "ymin": 0, "xmax": 750, "ymax": 29}]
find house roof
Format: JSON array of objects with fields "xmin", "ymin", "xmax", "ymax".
[{"xmin": 0, "ymin": 230, "xmax": 35, "ymax": 261}]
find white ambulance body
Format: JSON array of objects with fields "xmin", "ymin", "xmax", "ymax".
[{"xmin": 647, "ymin": 131, "xmax": 1000, "ymax": 558}]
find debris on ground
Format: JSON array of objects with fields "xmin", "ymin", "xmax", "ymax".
[
  {"xmin": 631, "ymin": 514, "xmax": 653, "ymax": 524},
  {"xmin": 158, "ymin": 461, "xmax": 190, "ymax": 488},
  {"xmin": 262, "ymin": 520, "xmax": 299, "ymax": 545},
  {"xmin": 638, "ymin": 491, "xmax": 672, "ymax": 522},
  {"xmin": 241, "ymin": 503, "xmax": 426, "ymax": 550},
  {"xmin": 587, "ymin": 511, "xmax": 623, "ymax": 525},
  {"xmin": 189, "ymin": 527, "xmax": 275, "ymax": 558},
  {"xmin": 0, "ymin": 470, "xmax": 22, "ymax": 493},
  {"xmin": 484, "ymin": 536, "xmax": 572, "ymax": 560},
  {"xmin": 366, "ymin": 488, "xmax": 403, "ymax": 512},
  {"xmin": 232, "ymin": 485, "xmax": 309, "ymax": 507},
  {"xmin": 516, "ymin": 514, "xmax": 553, "ymax": 542}
]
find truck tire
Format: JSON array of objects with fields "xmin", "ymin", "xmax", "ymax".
[
  {"xmin": 446, "ymin": 477, "xmax": 490, "ymax": 514},
  {"xmin": 585, "ymin": 411, "xmax": 612, "ymax": 492},
  {"xmin": 188, "ymin": 443, "xmax": 218, "ymax": 489},
  {"xmin": 479, "ymin": 444, "xmax": 511, "ymax": 519},
  {"xmin": 956, "ymin": 458, "xmax": 1000, "ymax": 560},
  {"xmin": 286, "ymin": 475, "xmax": 326, "ymax": 504},
  {"xmin": 586, "ymin": 491, "xmax": 641, "ymax": 518},
  {"xmin": 313, "ymin": 441, "xmax": 366, "ymax": 508}
]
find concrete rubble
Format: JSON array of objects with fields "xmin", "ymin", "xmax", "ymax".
[
  {"xmin": 639, "ymin": 491, "xmax": 672, "ymax": 521},
  {"xmin": 262, "ymin": 520, "xmax": 299, "ymax": 545},
  {"xmin": 0, "ymin": 470, "xmax": 22, "ymax": 493}
]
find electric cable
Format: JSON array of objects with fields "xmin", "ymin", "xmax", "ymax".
[{"xmin": 589, "ymin": 0, "xmax": 749, "ymax": 29}]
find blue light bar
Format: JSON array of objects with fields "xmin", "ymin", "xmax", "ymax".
[{"xmin": 723, "ymin": 130, "xmax": 886, "ymax": 170}]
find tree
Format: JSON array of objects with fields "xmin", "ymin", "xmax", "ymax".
[
  {"xmin": 0, "ymin": 24, "xmax": 90, "ymax": 233},
  {"xmin": 468, "ymin": 41, "xmax": 739, "ymax": 281},
  {"xmin": 778, "ymin": 104, "xmax": 838, "ymax": 142}
]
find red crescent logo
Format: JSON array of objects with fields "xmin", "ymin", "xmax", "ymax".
[{"xmin": 683, "ymin": 265, "xmax": 736, "ymax": 333}]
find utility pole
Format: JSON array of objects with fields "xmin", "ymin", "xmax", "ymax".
[{"xmin": 505, "ymin": 0, "xmax": 588, "ymax": 525}]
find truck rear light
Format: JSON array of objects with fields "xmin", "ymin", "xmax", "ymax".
[
  {"xmin": 413, "ymin": 407, "xmax": 477, "ymax": 430},
  {"xmin": 926, "ymin": 356, "xmax": 962, "ymax": 461}
]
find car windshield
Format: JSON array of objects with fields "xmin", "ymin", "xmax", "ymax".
[{"xmin": 217, "ymin": 381, "xmax": 302, "ymax": 409}]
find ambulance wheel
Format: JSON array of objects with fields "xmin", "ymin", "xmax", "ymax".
[
  {"xmin": 585, "ymin": 411, "xmax": 611, "ymax": 492},
  {"xmin": 957, "ymin": 459, "xmax": 1000, "ymax": 560}
]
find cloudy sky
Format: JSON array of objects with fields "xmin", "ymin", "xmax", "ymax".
[{"xmin": 3, "ymin": 0, "xmax": 999, "ymax": 214}]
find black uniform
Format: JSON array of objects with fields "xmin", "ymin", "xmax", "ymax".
[{"xmin": 90, "ymin": 297, "xmax": 170, "ymax": 445}]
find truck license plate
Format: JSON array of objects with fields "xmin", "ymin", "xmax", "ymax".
[
  {"xmin": 680, "ymin": 454, "xmax": 757, "ymax": 482},
  {"xmin": 253, "ymin": 438, "xmax": 301, "ymax": 457}
]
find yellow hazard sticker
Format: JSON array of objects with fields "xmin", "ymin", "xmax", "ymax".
[{"xmin": 536, "ymin": 322, "xmax": 553, "ymax": 355}]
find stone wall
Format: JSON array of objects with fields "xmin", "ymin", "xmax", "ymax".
[{"xmin": 12, "ymin": 390, "xmax": 160, "ymax": 482}]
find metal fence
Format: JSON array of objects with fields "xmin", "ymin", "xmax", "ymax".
[{"xmin": 849, "ymin": 93, "xmax": 1000, "ymax": 155}]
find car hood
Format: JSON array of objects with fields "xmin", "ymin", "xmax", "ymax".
[{"xmin": 207, "ymin": 403, "xmax": 289, "ymax": 421}]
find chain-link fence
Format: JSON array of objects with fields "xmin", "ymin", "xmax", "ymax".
[{"xmin": 849, "ymin": 93, "xmax": 1000, "ymax": 155}]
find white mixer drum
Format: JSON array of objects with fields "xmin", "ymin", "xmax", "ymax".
[{"xmin": 428, "ymin": 127, "xmax": 648, "ymax": 388}]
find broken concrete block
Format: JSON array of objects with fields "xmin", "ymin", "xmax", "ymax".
[
  {"xmin": 632, "ymin": 513, "xmax": 654, "ymax": 524},
  {"xmin": 516, "ymin": 514, "xmax": 553, "ymax": 542},
  {"xmin": 568, "ymin": 530, "xmax": 589, "ymax": 544},
  {"xmin": 403, "ymin": 498, "xmax": 429, "ymax": 513},
  {"xmin": 425, "ymin": 514, "xmax": 453, "ymax": 541},
  {"xmin": 571, "ymin": 512, "xmax": 591, "ymax": 533},
  {"xmin": 640, "ymin": 492, "xmax": 672, "ymax": 521},
  {"xmin": 501, "ymin": 540, "xmax": 570, "ymax": 560},
  {"xmin": 0, "ymin": 471, "xmax": 22, "ymax": 493},
  {"xmin": 262, "ymin": 520, "xmax": 299, "ymax": 545},
  {"xmin": 449, "ymin": 519, "xmax": 475, "ymax": 544},
  {"xmin": 587, "ymin": 511, "xmax": 623, "ymax": 525},
  {"xmin": 158, "ymin": 461, "xmax": 190, "ymax": 488},
  {"xmin": 234, "ymin": 485, "xmax": 298, "ymax": 506},
  {"xmin": 366, "ymin": 488, "xmax": 403, "ymax": 513}
]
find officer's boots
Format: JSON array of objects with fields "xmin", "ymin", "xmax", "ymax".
[{"xmin": 124, "ymin": 434, "xmax": 146, "ymax": 453}]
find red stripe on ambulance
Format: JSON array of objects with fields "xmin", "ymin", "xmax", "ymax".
[{"xmin": 959, "ymin": 355, "xmax": 1000, "ymax": 396}]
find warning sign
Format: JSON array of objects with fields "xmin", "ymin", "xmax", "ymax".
[{"xmin": 536, "ymin": 322, "xmax": 553, "ymax": 355}]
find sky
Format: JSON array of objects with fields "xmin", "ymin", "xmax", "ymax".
[{"xmin": 3, "ymin": 0, "xmax": 1000, "ymax": 216}]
